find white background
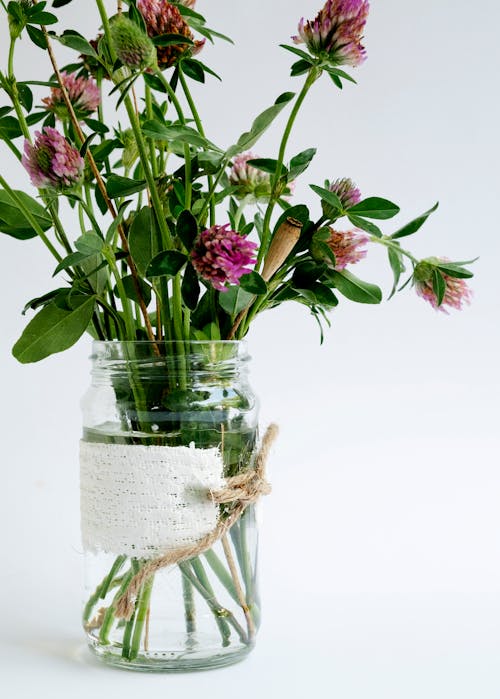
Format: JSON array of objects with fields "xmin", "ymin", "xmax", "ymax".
[{"xmin": 1, "ymin": 1, "xmax": 499, "ymax": 697}]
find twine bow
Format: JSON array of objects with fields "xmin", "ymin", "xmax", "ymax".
[{"xmin": 115, "ymin": 424, "xmax": 278, "ymax": 620}]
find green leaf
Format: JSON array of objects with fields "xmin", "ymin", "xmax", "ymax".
[
  {"xmin": 279, "ymin": 44, "xmax": 314, "ymax": 61},
  {"xmin": 288, "ymin": 148, "xmax": 317, "ymax": 180},
  {"xmin": 246, "ymin": 158, "xmax": 280, "ymax": 175},
  {"xmin": 117, "ymin": 275, "xmax": 152, "ymax": 306},
  {"xmin": 129, "ymin": 206, "xmax": 155, "ymax": 277},
  {"xmin": 226, "ymin": 92, "xmax": 295, "ymax": 158},
  {"xmin": 323, "ymin": 66, "xmax": 357, "ymax": 84},
  {"xmin": 146, "ymin": 250, "xmax": 187, "ymax": 278},
  {"xmin": 177, "ymin": 209, "xmax": 198, "ymax": 250},
  {"xmin": 53, "ymin": 250, "xmax": 92, "ymax": 276},
  {"xmin": 290, "ymin": 59, "xmax": 312, "ymax": 77},
  {"xmin": 12, "ymin": 294, "xmax": 96, "ymax": 364},
  {"xmin": 309, "ymin": 184, "xmax": 342, "ymax": 212},
  {"xmin": 0, "ymin": 189, "xmax": 52, "ymax": 240},
  {"xmin": 391, "ymin": 202, "xmax": 439, "ymax": 239},
  {"xmin": 181, "ymin": 58, "xmax": 205, "ymax": 83},
  {"xmin": 75, "ymin": 233, "xmax": 104, "ymax": 255},
  {"xmin": 17, "ymin": 83, "xmax": 33, "ymax": 112},
  {"xmin": 218, "ymin": 285, "xmax": 254, "ymax": 316},
  {"xmin": 387, "ymin": 247, "xmax": 405, "ymax": 299},
  {"xmin": 84, "ymin": 118, "xmax": 109, "ymax": 135},
  {"xmin": 239, "ymin": 271, "xmax": 267, "ymax": 295},
  {"xmin": 181, "ymin": 263, "xmax": 200, "ymax": 310},
  {"xmin": 347, "ymin": 213, "xmax": 383, "ymax": 238},
  {"xmin": 26, "ymin": 24, "xmax": 47, "ymax": 49},
  {"xmin": 329, "ymin": 269, "xmax": 383, "ymax": 304},
  {"xmin": 152, "ymin": 33, "xmax": 194, "ymax": 47},
  {"xmin": 348, "ymin": 197, "xmax": 400, "ymax": 220},
  {"xmin": 0, "ymin": 116, "xmax": 22, "ymax": 140},
  {"xmin": 141, "ymin": 120, "xmax": 222, "ymax": 152},
  {"xmin": 56, "ymin": 31, "xmax": 98, "ymax": 57},
  {"xmin": 142, "ymin": 72, "xmax": 167, "ymax": 93},
  {"xmin": 52, "ymin": 0, "xmax": 74, "ymax": 7},
  {"xmin": 106, "ymin": 174, "xmax": 147, "ymax": 198},
  {"xmin": 436, "ymin": 262, "xmax": 474, "ymax": 279},
  {"xmin": 292, "ymin": 261, "xmax": 326, "ymax": 288},
  {"xmin": 297, "ymin": 282, "xmax": 338, "ymax": 307},
  {"xmin": 432, "ymin": 269, "xmax": 446, "ymax": 306},
  {"xmin": 28, "ymin": 10, "xmax": 58, "ymax": 24}
]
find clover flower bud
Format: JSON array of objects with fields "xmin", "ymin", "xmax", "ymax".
[{"xmin": 110, "ymin": 15, "xmax": 157, "ymax": 70}]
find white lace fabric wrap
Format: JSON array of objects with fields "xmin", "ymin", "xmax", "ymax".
[{"xmin": 80, "ymin": 441, "xmax": 225, "ymax": 559}]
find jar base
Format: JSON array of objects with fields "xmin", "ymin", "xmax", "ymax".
[{"xmin": 87, "ymin": 637, "xmax": 255, "ymax": 673}]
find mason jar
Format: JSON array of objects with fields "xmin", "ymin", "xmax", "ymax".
[{"xmin": 80, "ymin": 341, "xmax": 260, "ymax": 672}]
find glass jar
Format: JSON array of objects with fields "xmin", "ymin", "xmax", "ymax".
[{"xmin": 80, "ymin": 341, "xmax": 260, "ymax": 672}]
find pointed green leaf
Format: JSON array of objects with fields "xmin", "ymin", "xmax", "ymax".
[
  {"xmin": 218, "ymin": 285, "xmax": 254, "ymax": 316},
  {"xmin": 226, "ymin": 92, "xmax": 295, "ymax": 158},
  {"xmin": 146, "ymin": 250, "xmax": 187, "ymax": 278},
  {"xmin": 348, "ymin": 197, "xmax": 400, "ymax": 220},
  {"xmin": 13, "ymin": 295, "xmax": 96, "ymax": 363},
  {"xmin": 391, "ymin": 203, "xmax": 439, "ymax": 239},
  {"xmin": 329, "ymin": 269, "xmax": 383, "ymax": 304},
  {"xmin": 129, "ymin": 206, "xmax": 155, "ymax": 277},
  {"xmin": 432, "ymin": 269, "xmax": 446, "ymax": 306},
  {"xmin": 239, "ymin": 271, "xmax": 267, "ymax": 295},
  {"xmin": 177, "ymin": 209, "xmax": 198, "ymax": 250},
  {"xmin": 106, "ymin": 174, "xmax": 147, "ymax": 198}
]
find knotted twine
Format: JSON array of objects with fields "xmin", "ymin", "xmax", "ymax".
[{"xmin": 115, "ymin": 424, "xmax": 278, "ymax": 620}]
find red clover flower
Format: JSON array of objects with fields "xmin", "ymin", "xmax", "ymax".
[
  {"xmin": 22, "ymin": 127, "xmax": 84, "ymax": 190},
  {"xmin": 414, "ymin": 259, "xmax": 472, "ymax": 312},
  {"xmin": 191, "ymin": 224, "xmax": 258, "ymax": 292},
  {"xmin": 42, "ymin": 72, "xmax": 101, "ymax": 120},
  {"xmin": 137, "ymin": 0, "xmax": 205, "ymax": 69},
  {"xmin": 293, "ymin": 0, "xmax": 370, "ymax": 67},
  {"xmin": 327, "ymin": 228, "xmax": 369, "ymax": 269}
]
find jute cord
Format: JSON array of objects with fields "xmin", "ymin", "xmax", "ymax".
[{"xmin": 115, "ymin": 424, "xmax": 278, "ymax": 620}]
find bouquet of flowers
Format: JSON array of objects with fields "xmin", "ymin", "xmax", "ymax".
[{"xmin": 0, "ymin": 0, "xmax": 474, "ymax": 672}]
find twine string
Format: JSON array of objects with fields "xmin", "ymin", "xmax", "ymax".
[{"xmin": 115, "ymin": 424, "xmax": 278, "ymax": 620}]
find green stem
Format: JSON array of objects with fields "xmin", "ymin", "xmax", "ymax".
[
  {"xmin": 105, "ymin": 250, "xmax": 136, "ymax": 339},
  {"xmin": 370, "ymin": 235, "xmax": 419, "ymax": 264},
  {"xmin": 190, "ymin": 558, "xmax": 231, "ymax": 647},
  {"xmin": 181, "ymin": 573, "xmax": 196, "ymax": 634},
  {"xmin": 153, "ymin": 70, "xmax": 192, "ymax": 211},
  {"xmin": 129, "ymin": 576, "xmax": 154, "ymax": 660},
  {"xmin": 123, "ymin": 95, "xmax": 173, "ymax": 249},
  {"xmin": 178, "ymin": 66, "xmax": 216, "ymax": 226},
  {"xmin": 203, "ymin": 549, "xmax": 240, "ymax": 605},
  {"xmin": 179, "ymin": 562, "xmax": 246, "ymax": 644},
  {"xmin": 257, "ymin": 69, "xmax": 319, "ymax": 269},
  {"xmin": 100, "ymin": 554, "xmax": 127, "ymax": 600},
  {"xmin": 99, "ymin": 569, "xmax": 134, "ymax": 645}
]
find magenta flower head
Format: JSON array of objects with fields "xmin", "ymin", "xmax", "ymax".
[
  {"xmin": 42, "ymin": 72, "xmax": 101, "ymax": 120},
  {"xmin": 137, "ymin": 0, "xmax": 205, "ymax": 69},
  {"xmin": 191, "ymin": 224, "xmax": 258, "ymax": 292},
  {"xmin": 293, "ymin": 0, "xmax": 370, "ymax": 67},
  {"xmin": 177, "ymin": 0, "xmax": 196, "ymax": 6},
  {"xmin": 22, "ymin": 127, "xmax": 84, "ymax": 190},
  {"xmin": 327, "ymin": 228, "xmax": 369, "ymax": 269},
  {"xmin": 414, "ymin": 258, "xmax": 472, "ymax": 312}
]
